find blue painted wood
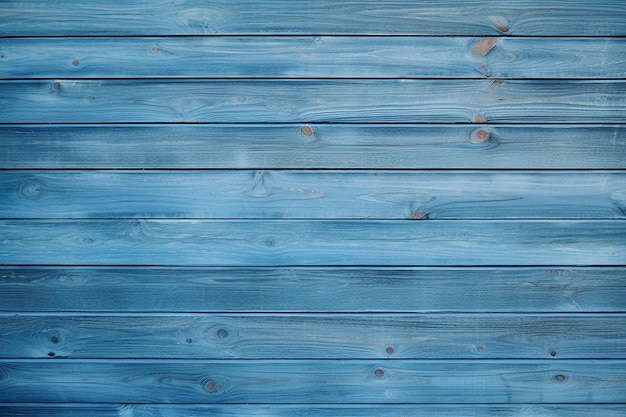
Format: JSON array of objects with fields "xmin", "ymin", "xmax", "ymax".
[
  {"xmin": 2, "ymin": 124, "xmax": 624, "ymax": 169},
  {"xmin": 1, "ymin": 267, "xmax": 623, "ymax": 313},
  {"xmin": 1, "ymin": 314, "xmax": 623, "ymax": 359},
  {"xmin": 2, "ymin": 171, "xmax": 625, "ymax": 219},
  {"xmin": 1, "ymin": 220, "xmax": 624, "ymax": 266},
  {"xmin": 2, "ymin": 0, "xmax": 624, "ymax": 412},
  {"xmin": 0, "ymin": 360, "xmax": 624, "ymax": 403},
  {"xmin": 2, "ymin": 37, "xmax": 625, "ymax": 79},
  {"xmin": 1, "ymin": 1, "xmax": 625, "ymax": 36},
  {"xmin": 2, "ymin": 404, "xmax": 626, "ymax": 417},
  {"xmin": 2, "ymin": 80, "xmax": 625, "ymax": 123}
]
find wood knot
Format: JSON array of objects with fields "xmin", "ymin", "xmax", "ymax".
[
  {"xmin": 53, "ymin": 82, "xmax": 61, "ymax": 90},
  {"xmin": 203, "ymin": 379, "xmax": 221, "ymax": 393},
  {"xmin": 555, "ymin": 374, "xmax": 566, "ymax": 382},
  {"xmin": 474, "ymin": 113, "xmax": 487, "ymax": 124},
  {"xmin": 301, "ymin": 125, "xmax": 314, "ymax": 137},
  {"xmin": 374, "ymin": 369, "xmax": 384, "ymax": 377},
  {"xmin": 488, "ymin": 16, "xmax": 510, "ymax": 33},
  {"xmin": 469, "ymin": 128, "xmax": 491, "ymax": 144},
  {"xmin": 408, "ymin": 210, "xmax": 430, "ymax": 220},
  {"xmin": 472, "ymin": 38, "xmax": 498, "ymax": 58},
  {"xmin": 72, "ymin": 59, "xmax": 80, "ymax": 67}
]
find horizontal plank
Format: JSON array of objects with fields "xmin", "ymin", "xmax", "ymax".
[
  {"xmin": 2, "ymin": 124, "xmax": 624, "ymax": 169},
  {"xmin": 1, "ymin": 220, "xmax": 624, "ymax": 266},
  {"xmin": 2, "ymin": 37, "xmax": 625, "ymax": 79},
  {"xmin": 1, "ymin": 267, "xmax": 623, "ymax": 313},
  {"xmin": 1, "ymin": 0, "xmax": 625, "ymax": 36},
  {"xmin": 2, "ymin": 80, "xmax": 625, "ymax": 123},
  {"xmin": 0, "ymin": 360, "xmax": 624, "ymax": 403},
  {"xmin": 2, "ymin": 404, "xmax": 626, "ymax": 417},
  {"xmin": 2, "ymin": 314, "xmax": 624, "ymax": 359},
  {"xmin": 2, "ymin": 171, "xmax": 625, "ymax": 220}
]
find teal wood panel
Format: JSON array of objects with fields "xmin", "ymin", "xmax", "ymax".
[
  {"xmin": 1, "ymin": 1, "xmax": 625, "ymax": 36},
  {"xmin": 0, "ymin": 360, "xmax": 624, "ymax": 403},
  {"xmin": 1, "ymin": 314, "xmax": 624, "ymax": 359},
  {"xmin": 2, "ymin": 124, "xmax": 624, "ymax": 169},
  {"xmin": 2, "ymin": 171, "xmax": 625, "ymax": 219},
  {"xmin": 1, "ymin": 220, "xmax": 624, "ymax": 266},
  {"xmin": 2, "ymin": 80, "xmax": 625, "ymax": 123},
  {"xmin": 3, "ymin": 404, "xmax": 626, "ymax": 417},
  {"xmin": 1, "ymin": 267, "xmax": 623, "ymax": 313},
  {"xmin": 2, "ymin": 37, "xmax": 625, "ymax": 79}
]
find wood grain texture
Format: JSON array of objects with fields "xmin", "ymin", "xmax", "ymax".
[
  {"xmin": 2, "ymin": 37, "xmax": 625, "ymax": 79},
  {"xmin": 2, "ymin": 124, "xmax": 624, "ymax": 169},
  {"xmin": 0, "ymin": 360, "xmax": 624, "ymax": 403},
  {"xmin": 0, "ymin": 267, "xmax": 626, "ymax": 313},
  {"xmin": 3, "ymin": 404, "xmax": 626, "ymax": 417},
  {"xmin": 2, "ymin": 267, "xmax": 623, "ymax": 313},
  {"xmin": 2, "ymin": 80, "xmax": 625, "ymax": 123},
  {"xmin": 2, "ymin": 170, "xmax": 625, "ymax": 220},
  {"xmin": 1, "ymin": 220, "xmax": 624, "ymax": 266},
  {"xmin": 1, "ymin": 0, "xmax": 625, "ymax": 36},
  {"xmin": 2, "ymin": 314, "xmax": 624, "ymax": 359}
]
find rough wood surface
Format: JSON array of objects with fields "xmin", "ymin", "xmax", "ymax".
[
  {"xmin": 0, "ymin": 360, "xmax": 624, "ymax": 403},
  {"xmin": 2, "ymin": 404, "xmax": 626, "ymax": 417},
  {"xmin": 2, "ymin": 37, "xmax": 625, "ymax": 79},
  {"xmin": 1, "ymin": 0, "xmax": 625, "ymax": 36},
  {"xmin": 1, "ymin": 220, "xmax": 624, "ymax": 266},
  {"xmin": 2, "ymin": 80, "xmax": 625, "ymax": 123},
  {"xmin": 2, "ymin": 124, "xmax": 624, "ymax": 169},
  {"xmin": 1, "ymin": 314, "xmax": 623, "ymax": 359},
  {"xmin": 1, "ymin": 267, "xmax": 623, "ymax": 313},
  {"xmin": 2, "ymin": 170, "xmax": 625, "ymax": 219}
]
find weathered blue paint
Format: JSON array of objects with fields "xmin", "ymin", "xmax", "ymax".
[
  {"xmin": 1, "ymin": 220, "xmax": 625, "ymax": 266},
  {"xmin": 1, "ymin": 0, "xmax": 625, "ymax": 36},
  {"xmin": 1, "ymin": 171, "xmax": 625, "ymax": 219},
  {"xmin": 2, "ymin": 404, "xmax": 626, "ymax": 417},
  {"xmin": 2, "ymin": 124, "xmax": 624, "ymax": 169},
  {"xmin": 1, "ymin": 313, "xmax": 624, "ymax": 359},
  {"xmin": 1, "ymin": 0, "xmax": 624, "ymax": 414},
  {"xmin": 2, "ymin": 80, "xmax": 625, "ymax": 123},
  {"xmin": 2, "ymin": 37, "xmax": 625, "ymax": 79},
  {"xmin": 1, "ymin": 267, "xmax": 624, "ymax": 313},
  {"xmin": 0, "ymin": 360, "xmax": 625, "ymax": 403}
]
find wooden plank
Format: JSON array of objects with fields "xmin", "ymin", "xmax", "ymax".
[
  {"xmin": 0, "ymin": 360, "xmax": 624, "ymax": 403},
  {"xmin": 1, "ymin": 1, "xmax": 625, "ymax": 36},
  {"xmin": 2, "ymin": 124, "xmax": 624, "ymax": 169},
  {"xmin": 2, "ymin": 314, "xmax": 624, "ymax": 359},
  {"xmin": 2, "ymin": 404, "xmax": 626, "ymax": 417},
  {"xmin": 1, "ymin": 267, "xmax": 623, "ymax": 313},
  {"xmin": 2, "ymin": 37, "xmax": 625, "ymax": 80},
  {"xmin": 2, "ymin": 171, "xmax": 625, "ymax": 220},
  {"xmin": 1, "ymin": 220, "xmax": 624, "ymax": 266},
  {"xmin": 2, "ymin": 80, "xmax": 625, "ymax": 124}
]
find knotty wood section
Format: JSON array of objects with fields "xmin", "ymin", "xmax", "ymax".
[
  {"xmin": 1, "ymin": 314, "xmax": 624, "ymax": 359},
  {"xmin": 1, "ymin": 0, "xmax": 625, "ymax": 414},
  {"xmin": 2, "ymin": 124, "xmax": 624, "ymax": 169},
  {"xmin": 1, "ymin": 0, "xmax": 625, "ymax": 35},
  {"xmin": 0, "ymin": 360, "xmax": 624, "ymax": 403},
  {"xmin": 2, "ymin": 37, "xmax": 625, "ymax": 79},
  {"xmin": 2, "ymin": 171, "xmax": 625, "ymax": 219},
  {"xmin": 3, "ymin": 80, "xmax": 625, "ymax": 123}
]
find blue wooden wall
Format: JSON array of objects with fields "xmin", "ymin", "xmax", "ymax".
[{"xmin": 1, "ymin": 1, "xmax": 626, "ymax": 415}]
